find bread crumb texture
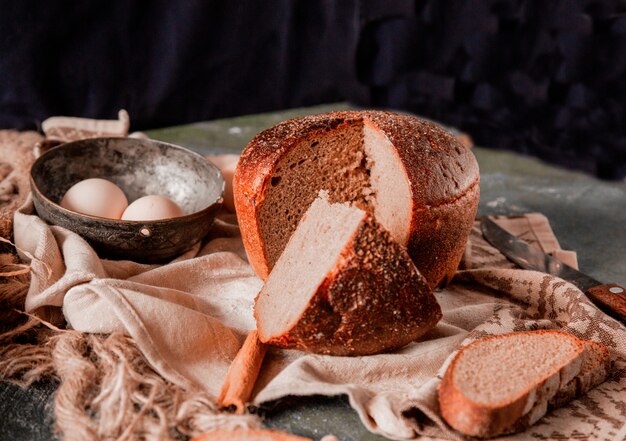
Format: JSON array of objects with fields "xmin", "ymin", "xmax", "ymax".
[
  {"xmin": 256, "ymin": 197, "xmax": 441, "ymax": 356},
  {"xmin": 438, "ymin": 330, "xmax": 607, "ymax": 438}
]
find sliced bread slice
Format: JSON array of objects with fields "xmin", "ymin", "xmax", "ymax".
[
  {"xmin": 508, "ymin": 339, "xmax": 611, "ymax": 434},
  {"xmin": 550, "ymin": 339, "xmax": 610, "ymax": 408},
  {"xmin": 254, "ymin": 194, "xmax": 442, "ymax": 356},
  {"xmin": 438, "ymin": 330, "xmax": 587, "ymax": 438}
]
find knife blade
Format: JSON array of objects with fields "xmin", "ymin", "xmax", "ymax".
[{"xmin": 481, "ymin": 217, "xmax": 626, "ymax": 323}]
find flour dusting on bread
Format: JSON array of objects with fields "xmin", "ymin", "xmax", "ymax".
[{"xmin": 234, "ymin": 110, "xmax": 480, "ymax": 287}]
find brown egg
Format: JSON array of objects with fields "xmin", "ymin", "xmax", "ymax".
[
  {"xmin": 60, "ymin": 178, "xmax": 128, "ymax": 219},
  {"xmin": 121, "ymin": 195, "xmax": 184, "ymax": 221}
]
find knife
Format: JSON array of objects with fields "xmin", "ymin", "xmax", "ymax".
[{"xmin": 481, "ymin": 217, "xmax": 626, "ymax": 323}]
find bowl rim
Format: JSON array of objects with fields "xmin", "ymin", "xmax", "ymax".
[{"xmin": 30, "ymin": 136, "xmax": 225, "ymax": 226}]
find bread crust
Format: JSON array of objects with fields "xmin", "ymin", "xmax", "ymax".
[
  {"xmin": 255, "ymin": 212, "xmax": 442, "ymax": 356},
  {"xmin": 233, "ymin": 111, "xmax": 480, "ymax": 286},
  {"xmin": 438, "ymin": 330, "xmax": 586, "ymax": 438},
  {"xmin": 407, "ymin": 182, "xmax": 479, "ymax": 287},
  {"xmin": 549, "ymin": 340, "xmax": 610, "ymax": 409},
  {"xmin": 506, "ymin": 339, "xmax": 611, "ymax": 435}
]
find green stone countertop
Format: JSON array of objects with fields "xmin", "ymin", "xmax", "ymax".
[
  {"xmin": 1, "ymin": 104, "xmax": 624, "ymax": 441},
  {"xmin": 145, "ymin": 104, "xmax": 626, "ymax": 440}
]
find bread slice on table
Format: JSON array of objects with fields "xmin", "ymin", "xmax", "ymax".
[
  {"xmin": 438, "ymin": 330, "xmax": 610, "ymax": 438},
  {"xmin": 254, "ymin": 194, "xmax": 442, "ymax": 356},
  {"xmin": 192, "ymin": 428, "xmax": 312, "ymax": 441},
  {"xmin": 234, "ymin": 110, "xmax": 480, "ymax": 288}
]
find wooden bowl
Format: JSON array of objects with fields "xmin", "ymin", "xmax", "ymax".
[{"xmin": 30, "ymin": 137, "xmax": 224, "ymax": 262}]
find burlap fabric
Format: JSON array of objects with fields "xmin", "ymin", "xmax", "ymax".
[
  {"xmin": 11, "ymin": 189, "xmax": 626, "ymax": 440},
  {"xmin": 0, "ymin": 130, "xmax": 41, "ymax": 239}
]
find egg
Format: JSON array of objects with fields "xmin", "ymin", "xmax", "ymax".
[
  {"xmin": 207, "ymin": 154, "xmax": 238, "ymax": 212},
  {"xmin": 121, "ymin": 195, "xmax": 184, "ymax": 221},
  {"xmin": 60, "ymin": 178, "xmax": 128, "ymax": 219}
]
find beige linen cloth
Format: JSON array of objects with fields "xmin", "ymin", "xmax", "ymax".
[{"xmin": 14, "ymin": 193, "xmax": 626, "ymax": 440}]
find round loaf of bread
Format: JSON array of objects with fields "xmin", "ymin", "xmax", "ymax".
[{"xmin": 234, "ymin": 110, "xmax": 480, "ymax": 288}]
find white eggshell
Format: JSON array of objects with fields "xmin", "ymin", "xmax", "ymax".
[
  {"xmin": 60, "ymin": 178, "xmax": 128, "ymax": 219},
  {"xmin": 121, "ymin": 195, "xmax": 184, "ymax": 221}
]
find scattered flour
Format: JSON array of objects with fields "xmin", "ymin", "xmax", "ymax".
[{"xmin": 486, "ymin": 197, "xmax": 506, "ymax": 208}]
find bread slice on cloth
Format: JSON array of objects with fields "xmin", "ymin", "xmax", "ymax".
[
  {"xmin": 438, "ymin": 330, "xmax": 610, "ymax": 438},
  {"xmin": 254, "ymin": 194, "xmax": 442, "ymax": 356},
  {"xmin": 234, "ymin": 110, "xmax": 480, "ymax": 288},
  {"xmin": 549, "ymin": 339, "xmax": 610, "ymax": 409},
  {"xmin": 506, "ymin": 339, "xmax": 611, "ymax": 435}
]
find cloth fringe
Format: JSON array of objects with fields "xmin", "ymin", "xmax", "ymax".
[{"xmin": 0, "ymin": 266, "xmax": 261, "ymax": 441}]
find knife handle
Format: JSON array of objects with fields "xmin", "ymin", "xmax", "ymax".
[{"xmin": 585, "ymin": 284, "xmax": 626, "ymax": 323}]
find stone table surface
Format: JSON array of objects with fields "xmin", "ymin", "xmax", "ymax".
[{"xmin": 1, "ymin": 103, "xmax": 625, "ymax": 441}]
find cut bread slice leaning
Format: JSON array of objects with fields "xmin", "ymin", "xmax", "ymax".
[
  {"xmin": 254, "ymin": 194, "xmax": 442, "ymax": 356},
  {"xmin": 439, "ymin": 331, "xmax": 610, "ymax": 438}
]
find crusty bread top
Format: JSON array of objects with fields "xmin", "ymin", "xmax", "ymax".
[
  {"xmin": 235, "ymin": 110, "xmax": 479, "ymax": 209},
  {"xmin": 234, "ymin": 110, "xmax": 480, "ymax": 284}
]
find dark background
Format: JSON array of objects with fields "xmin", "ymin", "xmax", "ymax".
[{"xmin": 1, "ymin": 0, "xmax": 626, "ymax": 180}]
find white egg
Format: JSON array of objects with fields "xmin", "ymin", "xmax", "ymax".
[
  {"xmin": 60, "ymin": 178, "xmax": 128, "ymax": 219},
  {"xmin": 121, "ymin": 195, "xmax": 184, "ymax": 221}
]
